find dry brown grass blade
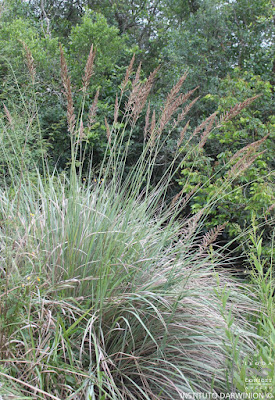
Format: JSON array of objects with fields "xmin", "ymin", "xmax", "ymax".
[
  {"xmin": 82, "ymin": 44, "xmax": 96, "ymax": 92},
  {"xmin": 60, "ymin": 44, "xmax": 75, "ymax": 136},
  {"xmin": 21, "ymin": 41, "xmax": 36, "ymax": 84},
  {"xmin": 0, "ymin": 370, "xmax": 61, "ymax": 400}
]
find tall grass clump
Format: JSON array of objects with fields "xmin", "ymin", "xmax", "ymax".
[{"xmin": 0, "ymin": 46, "xmax": 270, "ymax": 399}]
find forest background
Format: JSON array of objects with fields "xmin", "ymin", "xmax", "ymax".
[{"xmin": 0, "ymin": 0, "xmax": 274, "ymax": 260}]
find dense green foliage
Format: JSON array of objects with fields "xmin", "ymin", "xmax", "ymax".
[{"xmin": 178, "ymin": 68, "xmax": 274, "ymax": 256}]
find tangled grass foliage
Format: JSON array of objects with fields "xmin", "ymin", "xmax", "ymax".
[{"xmin": 0, "ymin": 46, "xmax": 268, "ymax": 399}]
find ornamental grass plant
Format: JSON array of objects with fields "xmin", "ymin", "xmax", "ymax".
[{"xmin": 0, "ymin": 45, "xmax": 273, "ymax": 399}]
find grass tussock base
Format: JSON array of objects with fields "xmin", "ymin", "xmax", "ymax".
[
  {"xmin": 0, "ymin": 172, "xmax": 259, "ymax": 399},
  {"xmin": 0, "ymin": 46, "xmax": 272, "ymax": 399}
]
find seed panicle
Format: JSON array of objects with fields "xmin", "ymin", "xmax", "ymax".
[
  {"xmin": 88, "ymin": 89, "xmax": 100, "ymax": 130},
  {"xmin": 105, "ymin": 117, "xmax": 111, "ymax": 143},
  {"xmin": 60, "ymin": 44, "xmax": 76, "ymax": 136},
  {"xmin": 126, "ymin": 66, "xmax": 159, "ymax": 125},
  {"xmin": 177, "ymin": 121, "xmax": 190, "ymax": 148},
  {"xmin": 159, "ymin": 73, "xmax": 193, "ymax": 135},
  {"xmin": 184, "ymin": 208, "xmax": 206, "ymax": 238},
  {"xmin": 198, "ymin": 112, "xmax": 217, "ymax": 149},
  {"xmin": 121, "ymin": 54, "xmax": 135, "ymax": 93},
  {"xmin": 149, "ymin": 110, "xmax": 156, "ymax": 146},
  {"xmin": 114, "ymin": 94, "xmax": 119, "ymax": 125},
  {"xmin": 199, "ymin": 222, "xmax": 228, "ymax": 253},
  {"xmin": 229, "ymin": 134, "xmax": 269, "ymax": 164},
  {"xmin": 228, "ymin": 150, "xmax": 266, "ymax": 179},
  {"xmin": 82, "ymin": 44, "xmax": 96, "ymax": 92},
  {"xmin": 21, "ymin": 41, "xmax": 36, "ymax": 84},
  {"xmin": 144, "ymin": 102, "xmax": 151, "ymax": 140},
  {"xmin": 216, "ymin": 95, "xmax": 261, "ymax": 128},
  {"xmin": 3, "ymin": 104, "xmax": 14, "ymax": 128},
  {"xmin": 78, "ymin": 119, "xmax": 85, "ymax": 141},
  {"xmin": 265, "ymin": 203, "xmax": 275, "ymax": 218},
  {"xmin": 174, "ymin": 89, "xmax": 199, "ymax": 128},
  {"xmin": 190, "ymin": 112, "xmax": 217, "ymax": 142},
  {"xmin": 227, "ymin": 134, "xmax": 268, "ymax": 179}
]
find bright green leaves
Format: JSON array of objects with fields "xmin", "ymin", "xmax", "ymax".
[
  {"xmin": 178, "ymin": 68, "xmax": 274, "ymax": 256},
  {"xmin": 68, "ymin": 11, "xmax": 127, "ymax": 85}
]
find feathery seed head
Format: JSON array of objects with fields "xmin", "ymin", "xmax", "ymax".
[
  {"xmin": 149, "ymin": 110, "xmax": 156, "ymax": 146},
  {"xmin": 105, "ymin": 117, "xmax": 111, "ymax": 143},
  {"xmin": 3, "ymin": 104, "xmax": 13, "ymax": 128},
  {"xmin": 198, "ymin": 112, "xmax": 217, "ymax": 149},
  {"xmin": 21, "ymin": 41, "xmax": 36, "ymax": 84},
  {"xmin": 216, "ymin": 95, "xmax": 261, "ymax": 128},
  {"xmin": 144, "ymin": 102, "xmax": 151, "ymax": 140},
  {"xmin": 82, "ymin": 44, "xmax": 96, "ymax": 92},
  {"xmin": 88, "ymin": 89, "xmax": 100, "ymax": 130},
  {"xmin": 60, "ymin": 44, "xmax": 76, "ymax": 136},
  {"xmin": 114, "ymin": 94, "xmax": 119, "ymax": 125},
  {"xmin": 199, "ymin": 222, "xmax": 228, "ymax": 253},
  {"xmin": 121, "ymin": 54, "xmax": 135, "ymax": 93},
  {"xmin": 177, "ymin": 120, "xmax": 190, "ymax": 148}
]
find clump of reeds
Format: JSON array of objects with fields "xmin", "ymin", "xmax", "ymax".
[
  {"xmin": 0, "ymin": 170, "xmax": 259, "ymax": 399},
  {"xmin": 0, "ymin": 46, "xmax": 269, "ymax": 400}
]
